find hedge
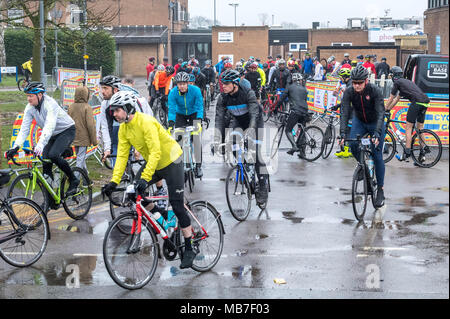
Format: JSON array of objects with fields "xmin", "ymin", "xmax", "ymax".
[{"xmin": 4, "ymin": 28, "xmax": 115, "ymax": 76}]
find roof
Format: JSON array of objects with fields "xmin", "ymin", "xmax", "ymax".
[{"xmin": 109, "ymin": 25, "xmax": 168, "ymax": 44}]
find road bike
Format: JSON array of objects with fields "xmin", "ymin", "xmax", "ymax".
[
  {"xmin": 310, "ymin": 108, "xmax": 340, "ymax": 159},
  {"xmin": 262, "ymin": 88, "xmax": 289, "ymax": 124},
  {"xmin": 0, "ymin": 170, "xmax": 49, "ymax": 267},
  {"xmin": 271, "ymin": 110, "xmax": 324, "ymax": 161},
  {"xmin": 383, "ymin": 111, "xmax": 442, "ymax": 168},
  {"xmin": 152, "ymin": 95, "xmax": 168, "ymax": 128},
  {"xmin": 6, "ymin": 148, "xmax": 92, "ymax": 220},
  {"xmin": 17, "ymin": 77, "xmax": 28, "ymax": 91},
  {"xmin": 204, "ymin": 84, "xmax": 212, "ymax": 112},
  {"xmin": 223, "ymin": 132, "xmax": 271, "ymax": 221},
  {"xmin": 343, "ymin": 135, "xmax": 380, "ymax": 221},
  {"xmin": 102, "ymin": 183, "xmax": 225, "ymax": 290}
]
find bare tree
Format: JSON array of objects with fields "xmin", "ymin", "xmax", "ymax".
[
  {"xmin": 258, "ymin": 13, "xmax": 269, "ymax": 26},
  {"xmin": 281, "ymin": 21, "xmax": 299, "ymax": 29},
  {"xmin": 0, "ymin": 0, "xmax": 119, "ymax": 80},
  {"xmin": 189, "ymin": 15, "xmax": 217, "ymax": 29}
]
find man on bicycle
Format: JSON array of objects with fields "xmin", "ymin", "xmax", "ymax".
[
  {"xmin": 384, "ymin": 66, "xmax": 431, "ymax": 162},
  {"xmin": 202, "ymin": 60, "xmax": 216, "ymax": 101},
  {"xmin": 168, "ymin": 72, "xmax": 204, "ymax": 178},
  {"xmin": 274, "ymin": 73, "xmax": 309, "ymax": 156},
  {"xmin": 6, "ymin": 82, "xmax": 80, "ymax": 196},
  {"xmin": 339, "ymin": 65, "xmax": 386, "ymax": 208},
  {"xmin": 102, "ymin": 91, "xmax": 198, "ymax": 269},
  {"xmin": 21, "ymin": 57, "xmax": 33, "ymax": 82},
  {"xmin": 214, "ymin": 69, "xmax": 269, "ymax": 206}
]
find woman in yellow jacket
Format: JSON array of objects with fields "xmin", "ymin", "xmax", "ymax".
[{"xmin": 102, "ymin": 91, "xmax": 198, "ymax": 269}]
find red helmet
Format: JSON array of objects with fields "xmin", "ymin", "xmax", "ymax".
[
  {"xmin": 341, "ymin": 63, "xmax": 352, "ymax": 70},
  {"xmin": 224, "ymin": 62, "xmax": 233, "ymax": 69},
  {"xmin": 287, "ymin": 60, "xmax": 296, "ymax": 67},
  {"xmin": 250, "ymin": 62, "xmax": 258, "ymax": 69}
]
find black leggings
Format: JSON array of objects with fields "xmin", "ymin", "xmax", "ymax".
[
  {"xmin": 146, "ymin": 158, "xmax": 191, "ymax": 228},
  {"xmin": 42, "ymin": 126, "xmax": 76, "ymax": 181},
  {"xmin": 285, "ymin": 112, "xmax": 307, "ymax": 148}
]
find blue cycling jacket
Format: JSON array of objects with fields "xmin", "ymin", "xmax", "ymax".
[{"xmin": 168, "ymin": 85, "xmax": 204, "ymax": 122}]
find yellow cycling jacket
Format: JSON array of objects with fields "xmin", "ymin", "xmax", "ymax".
[
  {"xmin": 257, "ymin": 67, "xmax": 266, "ymax": 87},
  {"xmin": 22, "ymin": 60, "xmax": 32, "ymax": 73},
  {"xmin": 111, "ymin": 112, "xmax": 183, "ymax": 184}
]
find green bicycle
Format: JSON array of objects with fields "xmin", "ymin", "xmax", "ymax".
[{"xmin": 7, "ymin": 148, "xmax": 92, "ymax": 220}]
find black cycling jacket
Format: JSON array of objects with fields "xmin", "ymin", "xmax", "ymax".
[
  {"xmin": 391, "ymin": 78, "xmax": 430, "ymax": 104},
  {"xmin": 202, "ymin": 67, "xmax": 216, "ymax": 84},
  {"xmin": 340, "ymin": 83, "xmax": 385, "ymax": 136},
  {"xmin": 245, "ymin": 71, "xmax": 262, "ymax": 93},
  {"xmin": 269, "ymin": 68, "xmax": 291, "ymax": 90},
  {"xmin": 278, "ymin": 82, "xmax": 308, "ymax": 115}
]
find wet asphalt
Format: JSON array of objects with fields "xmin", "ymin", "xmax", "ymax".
[{"xmin": 0, "ymin": 79, "xmax": 448, "ymax": 299}]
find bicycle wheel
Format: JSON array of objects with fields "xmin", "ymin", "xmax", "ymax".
[
  {"xmin": 322, "ymin": 125, "xmax": 336, "ymax": 159},
  {"xmin": 17, "ymin": 78, "xmax": 27, "ymax": 91},
  {"xmin": 158, "ymin": 105, "xmax": 168, "ymax": 128},
  {"xmin": 103, "ymin": 212, "xmax": 159, "ymax": 290},
  {"xmin": 262, "ymin": 101, "xmax": 271, "ymax": 123},
  {"xmin": 270, "ymin": 125, "xmax": 284, "ymax": 159},
  {"xmin": 383, "ymin": 130, "xmax": 397, "ymax": 163},
  {"xmin": 352, "ymin": 165, "xmax": 368, "ymax": 221},
  {"xmin": 187, "ymin": 169, "xmax": 195, "ymax": 193},
  {"xmin": 7, "ymin": 173, "xmax": 49, "ymax": 213},
  {"xmin": 0, "ymin": 197, "xmax": 49, "ymax": 267},
  {"xmin": 186, "ymin": 200, "xmax": 224, "ymax": 272},
  {"xmin": 411, "ymin": 129, "xmax": 442, "ymax": 168},
  {"xmin": 300, "ymin": 125, "xmax": 324, "ymax": 162},
  {"xmin": 61, "ymin": 167, "xmax": 92, "ymax": 220},
  {"xmin": 225, "ymin": 165, "xmax": 252, "ymax": 221}
]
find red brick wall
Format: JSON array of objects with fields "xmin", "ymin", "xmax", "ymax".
[
  {"xmin": 118, "ymin": 43, "xmax": 160, "ymax": 77},
  {"xmin": 309, "ymin": 29, "xmax": 369, "ymax": 56},
  {"xmin": 424, "ymin": 6, "xmax": 449, "ymax": 55},
  {"xmin": 318, "ymin": 47, "xmax": 399, "ymax": 67}
]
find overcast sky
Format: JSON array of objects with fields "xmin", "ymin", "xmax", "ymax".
[{"xmin": 188, "ymin": 0, "xmax": 428, "ymax": 28}]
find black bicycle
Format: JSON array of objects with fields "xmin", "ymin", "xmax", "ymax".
[
  {"xmin": 310, "ymin": 108, "xmax": 340, "ymax": 159},
  {"xmin": 0, "ymin": 170, "xmax": 50, "ymax": 267},
  {"xmin": 152, "ymin": 95, "xmax": 168, "ymax": 128},
  {"xmin": 271, "ymin": 110, "xmax": 324, "ymax": 161},
  {"xmin": 342, "ymin": 135, "xmax": 380, "ymax": 221}
]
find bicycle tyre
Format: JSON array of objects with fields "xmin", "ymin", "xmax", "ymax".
[
  {"xmin": 410, "ymin": 129, "xmax": 442, "ymax": 168},
  {"xmin": 17, "ymin": 78, "xmax": 26, "ymax": 91},
  {"xmin": 270, "ymin": 124, "xmax": 284, "ymax": 159},
  {"xmin": 187, "ymin": 200, "xmax": 224, "ymax": 272},
  {"xmin": 262, "ymin": 101, "xmax": 271, "ymax": 123},
  {"xmin": 187, "ymin": 169, "xmax": 194, "ymax": 193},
  {"xmin": 299, "ymin": 125, "xmax": 324, "ymax": 162},
  {"xmin": 61, "ymin": 167, "xmax": 92, "ymax": 220},
  {"xmin": 383, "ymin": 130, "xmax": 397, "ymax": 163},
  {"xmin": 352, "ymin": 165, "xmax": 368, "ymax": 222},
  {"xmin": 0, "ymin": 197, "xmax": 49, "ymax": 267},
  {"xmin": 7, "ymin": 173, "xmax": 49, "ymax": 214},
  {"xmin": 225, "ymin": 165, "xmax": 252, "ymax": 221},
  {"xmin": 103, "ymin": 212, "xmax": 159, "ymax": 290},
  {"xmin": 322, "ymin": 125, "xmax": 336, "ymax": 159}
]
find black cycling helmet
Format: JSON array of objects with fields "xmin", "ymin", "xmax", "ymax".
[
  {"xmin": 236, "ymin": 67, "xmax": 245, "ymax": 76},
  {"xmin": 24, "ymin": 81, "xmax": 46, "ymax": 94},
  {"xmin": 100, "ymin": 75, "xmax": 121, "ymax": 88},
  {"xmin": 175, "ymin": 71, "xmax": 190, "ymax": 83},
  {"xmin": 351, "ymin": 65, "xmax": 369, "ymax": 81},
  {"xmin": 262, "ymin": 63, "xmax": 268, "ymax": 68},
  {"xmin": 390, "ymin": 66, "xmax": 403, "ymax": 81},
  {"xmin": 166, "ymin": 65, "xmax": 175, "ymax": 75},
  {"xmin": 221, "ymin": 69, "xmax": 240, "ymax": 84}
]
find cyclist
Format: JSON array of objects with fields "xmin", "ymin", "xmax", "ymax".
[
  {"xmin": 21, "ymin": 57, "xmax": 33, "ymax": 82},
  {"xmin": 384, "ymin": 66, "xmax": 431, "ymax": 162},
  {"xmin": 339, "ymin": 65, "xmax": 386, "ymax": 208},
  {"xmin": 214, "ymin": 69, "xmax": 269, "ymax": 206},
  {"xmin": 237, "ymin": 67, "xmax": 251, "ymax": 90},
  {"xmin": 168, "ymin": 72, "xmax": 204, "ymax": 178},
  {"xmin": 192, "ymin": 66, "xmax": 207, "ymax": 98},
  {"xmin": 155, "ymin": 65, "xmax": 176, "ymax": 115},
  {"xmin": 269, "ymin": 59, "xmax": 290, "ymax": 91},
  {"xmin": 6, "ymin": 82, "xmax": 79, "ymax": 196},
  {"xmin": 102, "ymin": 91, "xmax": 198, "ymax": 269},
  {"xmin": 202, "ymin": 60, "xmax": 216, "ymax": 101},
  {"xmin": 363, "ymin": 54, "xmax": 377, "ymax": 77},
  {"xmin": 245, "ymin": 62, "xmax": 262, "ymax": 102},
  {"xmin": 375, "ymin": 57, "xmax": 390, "ymax": 79},
  {"xmin": 275, "ymin": 73, "xmax": 309, "ymax": 156}
]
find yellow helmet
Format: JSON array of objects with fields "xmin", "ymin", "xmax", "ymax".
[{"xmin": 338, "ymin": 67, "xmax": 351, "ymax": 79}]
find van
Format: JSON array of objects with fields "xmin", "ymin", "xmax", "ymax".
[{"xmin": 403, "ymin": 54, "xmax": 449, "ymax": 100}]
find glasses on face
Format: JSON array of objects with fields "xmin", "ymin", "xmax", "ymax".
[{"xmin": 352, "ymin": 80, "xmax": 365, "ymax": 86}]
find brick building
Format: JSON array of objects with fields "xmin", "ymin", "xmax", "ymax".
[
  {"xmin": 309, "ymin": 29, "xmax": 370, "ymax": 56},
  {"xmin": 424, "ymin": 0, "xmax": 449, "ymax": 55},
  {"xmin": 212, "ymin": 26, "xmax": 269, "ymax": 65}
]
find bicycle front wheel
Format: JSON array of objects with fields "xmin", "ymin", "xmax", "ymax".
[
  {"xmin": 270, "ymin": 125, "xmax": 284, "ymax": 159},
  {"xmin": 383, "ymin": 130, "xmax": 397, "ymax": 163},
  {"xmin": 262, "ymin": 100, "xmax": 271, "ymax": 123},
  {"xmin": 103, "ymin": 212, "xmax": 159, "ymax": 290},
  {"xmin": 62, "ymin": 167, "xmax": 92, "ymax": 220},
  {"xmin": 0, "ymin": 197, "xmax": 49, "ymax": 267},
  {"xmin": 225, "ymin": 166, "xmax": 252, "ymax": 221},
  {"xmin": 187, "ymin": 200, "xmax": 224, "ymax": 272},
  {"xmin": 352, "ymin": 165, "xmax": 368, "ymax": 221},
  {"xmin": 17, "ymin": 79, "xmax": 27, "ymax": 91},
  {"xmin": 411, "ymin": 129, "xmax": 442, "ymax": 168},
  {"xmin": 300, "ymin": 125, "xmax": 324, "ymax": 162},
  {"xmin": 7, "ymin": 173, "xmax": 49, "ymax": 213},
  {"xmin": 322, "ymin": 125, "xmax": 336, "ymax": 159}
]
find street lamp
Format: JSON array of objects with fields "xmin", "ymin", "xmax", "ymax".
[{"xmin": 228, "ymin": 3, "xmax": 239, "ymax": 27}]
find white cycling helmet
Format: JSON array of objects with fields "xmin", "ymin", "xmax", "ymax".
[
  {"xmin": 157, "ymin": 64, "xmax": 165, "ymax": 71},
  {"xmin": 109, "ymin": 91, "xmax": 138, "ymax": 122}
]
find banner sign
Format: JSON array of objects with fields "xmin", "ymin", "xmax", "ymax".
[
  {"xmin": 306, "ymin": 81, "xmax": 449, "ymax": 145},
  {"xmin": 61, "ymin": 80, "xmax": 101, "ymax": 108},
  {"xmin": 56, "ymin": 67, "xmax": 101, "ymax": 88}
]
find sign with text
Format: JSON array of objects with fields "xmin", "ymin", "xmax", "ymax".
[
  {"xmin": 368, "ymin": 29, "xmax": 423, "ymax": 43},
  {"xmin": 218, "ymin": 32, "xmax": 234, "ymax": 43}
]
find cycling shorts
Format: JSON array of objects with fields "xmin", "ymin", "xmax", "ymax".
[{"xmin": 407, "ymin": 102, "xmax": 428, "ymax": 124}]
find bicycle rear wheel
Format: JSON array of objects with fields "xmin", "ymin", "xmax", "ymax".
[
  {"xmin": 299, "ymin": 125, "xmax": 324, "ymax": 162},
  {"xmin": 352, "ymin": 165, "xmax": 368, "ymax": 221},
  {"xmin": 187, "ymin": 200, "xmax": 224, "ymax": 272},
  {"xmin": 322, "ymin": 125, "xmax": 336, "ymax": 159},
  {"xmin": 103, "ymin": 212, "xmax": 159, "ymax": 290},
  {"xmin": 383, "ymin": 130, "xmax": 396, "ymax": 163},
  {"xmin": 17, "ymin": 78, "xmax": 27, "ymax": 91},
  {"xmin": 411, "ymin": 129, "xmax": 442, "ymax": 168},
  {"xmin": 225, "ymin": 165, "xmax": 252, "ymax": 221},
  {"xmin": 270, "ymin": 125, "xmax": 284, "ymax": 159},
  {"xmin": 7, "ymin": 173, "xmax": 49, "ymax": 213},
  {"xmin": 62, "ymin": 167, "xmax": 92, "ymax": 220},
  {"xmin": 0, "ymin": 197, "xmax": 49, "ymax": 267},
  {"xmin": 262, "ymin": 100, "xmax": 271, "ymax": 123}
]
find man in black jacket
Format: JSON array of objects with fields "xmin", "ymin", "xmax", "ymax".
[
  {"xmin": 269, "ymin": 59, "xmax": 291, "ymax": 91},
  {"xmin": 375, "ymin": 57, "xmax": 390, "ymax": 79},
  {"xmin": 339, "ymin": 65, "xmax": 386, "ymax": 208},
  {"xmin": 202, "ymin": 60, "xmax": 216, "ymax": 100},
  {"xmin": 215, "ymin": 69, "xmax": 268, "ymax": 206},
  {"xmin": 245, "ymin": 62, "xmax": 262, "ymax": 101}
]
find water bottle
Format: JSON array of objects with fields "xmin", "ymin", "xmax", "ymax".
[
  {"xmin": 153, "ymin": 212, "xmax": 168, "ymax": 231},
  {"xmin": 367, "ymin": 158, "xmax": 374, "ymax": 178},
  {"xmin": 395, "ymin": 130, "xmax": 404, "ymax": 142}
]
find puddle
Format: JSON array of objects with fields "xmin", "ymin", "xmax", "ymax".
[
  {"xmin": 402, "ymin": 196, "xmax": 427, "ymax": 208},
  {"xmin": 282, "ymin": 211, "xmax": 304, "ymax": 224},
  {"xmin": 54, "ymin": 220, "xmax": 109, "ymax": 235},
  {"xmin": 160, "ymin": 266, "xmax": 180, "ymax": 281},
  {"xmin": 401, "ymin": 211, "xmax": 443, "ymax": 226},
  {"xmin": 276, "ymin": 180, "xmax": 307, "ymax": 187},
  {"xmin": 332, "ymin": 199, "xmax": 353, "ymax": 206},
  {"xmin": 324, "ymin": 186, "xmax": 351, "ymax": 192},
  {"xmin": 255, "ymin": 234, "xmax": 269, "ymax": 240}
]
